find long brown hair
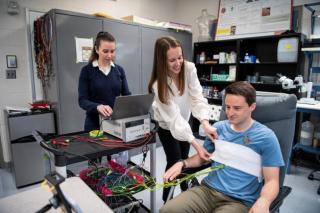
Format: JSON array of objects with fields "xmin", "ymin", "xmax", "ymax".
[
  {"xmin": 148, "ymin": 36, "xmax": 185, "ymax": 104},
  {"xmin": 89, "ymin": 31, "xmax": 116, "ymax": 63}
]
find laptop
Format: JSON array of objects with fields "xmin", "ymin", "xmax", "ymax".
[{"xmin": 110, "ymin": 93, "xmax": 155, "ymax": 120}]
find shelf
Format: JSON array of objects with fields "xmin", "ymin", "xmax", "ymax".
[
  {"xmin": 205, "ymin": 97, "xmax": 223, "ymax": 105},
  {"xmin": 200, "ymin": 79, "xmax": 235, "ymax": 84},
  {"xmin": 250, "ymin": 82, "xmax": 283, "ymax": 92},
  {"xmin": 194, "ymin": 33, "xmax": 303, "ymax": 93},
  {"xmin": 196, "ymin": 63, "xmax": 237, "ymax": 66},
  {"xmin": 239, "ymin": 62, "xmax": 297, "ymax": 65},
  {"xmin": 206, "ymin": 97, "xmax": 222, "ymax": 101},
  {"xmin": 293, "ymin": 143, "xmax": 320, "ymax": 155},
  {"xmin": 250, "ymin": 82, "xmax": 281, "ymax": 86},
  {"xmin": 302, "ymin": 47, "xmax": 320, "ymax": 52},
  {"xmin": 311, "ymin": 67, "xmax": 320, "ymax": 73}
]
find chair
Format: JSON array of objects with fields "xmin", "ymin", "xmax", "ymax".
[
  {"xmin": 308, "ymin": 169, "xmax": 320, "ymax": 195},
  {"xmin": 167, "ymin": 91, "xmax": 297, "ymax": 212}
]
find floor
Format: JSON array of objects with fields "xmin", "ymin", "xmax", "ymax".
[{"xmin": 1, "ymin": 140, "xmax": 320, "ymax": 213}]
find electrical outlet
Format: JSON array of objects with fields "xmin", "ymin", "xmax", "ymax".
[{"xmin": 6, "ymin": 69, "xmax": 16, "ymax": 79}]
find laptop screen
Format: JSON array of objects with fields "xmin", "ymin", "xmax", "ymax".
[{"xmin": 111, "ymin": 93, "xmax": 154, "ymax": 120}]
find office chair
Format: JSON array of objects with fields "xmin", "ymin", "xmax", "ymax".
[
  {"xmin": 167, "ymin": 92, "xmax": 297, "ymax": 212},
  {"xmin": 308, "ymin": 169, "xmax": 320, "ymax": 195}
]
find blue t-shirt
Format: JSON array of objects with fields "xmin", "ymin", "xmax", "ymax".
[{"xmin": 203, "ymin": 120, "xmax": 284, "ymax": 207}]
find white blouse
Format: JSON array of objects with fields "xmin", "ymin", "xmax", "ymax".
[
  {"xmin": 152, "ymin": 61, "xmax": 210, "ymax": 143},
  {"xmin": 92, "ymin": 60, "xmax": 115, "ymax": 76}
]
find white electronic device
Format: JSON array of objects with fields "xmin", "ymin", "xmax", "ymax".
[{"xmin": 102, "ymin": 115, "xmax": 150, "ymax": 142}]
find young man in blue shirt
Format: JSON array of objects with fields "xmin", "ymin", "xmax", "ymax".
[{"xmin": 160, "ymin": 81, "xmax": 284, "ymax": 213}]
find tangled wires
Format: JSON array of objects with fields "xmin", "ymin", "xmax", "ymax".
[
  {"xmin": 34, "ymin": 14, "xmax": 53, "ymax": 100},
  {"xmin": 79, "ymin": 161, "xmax": 150, "ymax": 197}
]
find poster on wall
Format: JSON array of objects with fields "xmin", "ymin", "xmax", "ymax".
[
  {"xmin": 75, "ymin": 37, "xmax": 93, "ymax": 63},
  {"xmin": 215, "ymin": 0, "xmax": 292, "ymax": 40}
]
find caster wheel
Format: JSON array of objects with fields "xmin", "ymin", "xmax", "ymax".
[
  {"xmin": 308, "ymin": 174, "xmax": 314, "ymax": 180},
  {"xmin": 67, "ymin": 169, "xmax": 75, "ymax": 177}
]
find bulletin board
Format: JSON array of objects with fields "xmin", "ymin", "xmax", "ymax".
[{"xmin": 215, "ymin": 0, "xmax": 292, "ymax": 40}]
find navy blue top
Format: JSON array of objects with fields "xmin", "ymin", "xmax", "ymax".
[{"xmin": 78, "ymin": 63, "xmax": 131, "ymax": 131}]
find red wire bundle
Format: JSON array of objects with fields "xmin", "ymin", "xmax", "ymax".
[{"xmin": 79, "ymin": 161, "xmax": 145, "ymax": 197}]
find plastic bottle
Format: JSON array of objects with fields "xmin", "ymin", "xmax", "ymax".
[
  {"xmin": 200, "ymin": 52, "xmax": 206, "ymax": 64},
  {"xmin": 244, "ymin": 53, "xmax": 249, "ymax": 63},
  {"xmin": 213, "ymin": 86, "xmax": 219, "ymax": 98},
  {"xmin": 300, "ymin": 121, "xmax": 314, "ymax": 146},
  {"xmin": 313, "ymin": 123, "xmax": 320, "ymax": 148}
]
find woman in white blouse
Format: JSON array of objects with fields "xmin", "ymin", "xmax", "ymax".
[{"xmin": 148, "ymin": 36, "xmax": 217, "ymax": 201}]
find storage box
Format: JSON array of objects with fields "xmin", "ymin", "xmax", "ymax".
[
  {"xmin": 277, "ymin": 37, "xmax": 299, "ymax": 62},
  {"xmin": 121, "ymin": 15, "xmax": 157, "ymax": 26},
  {"xmin": 156, "ymin": 21, "xmax": 192, "ymax": 32},
  {"xmin": 211, "ymin": 74, "xmax": 229, "ymax": 81}
]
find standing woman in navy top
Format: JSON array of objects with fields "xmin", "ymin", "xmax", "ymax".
[{"xmin": 78, "ymin": 31, "xmax": 131, "ymax": 131}]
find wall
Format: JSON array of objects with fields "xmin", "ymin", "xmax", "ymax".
[
  {"xmin": 0, "ymin": 0, "xmax": 33, "ymax": 165},
  {"xmin": 175, "ymin": 0, "xmax": 320, "ymax": 42}
]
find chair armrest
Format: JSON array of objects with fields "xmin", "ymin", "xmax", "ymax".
[
  {"xmin": 166, "ymin": 163, "xmax": 211, "ymax": 202},
  {"xmin": 180, "ymin": 163, "xmax": 211, "ymax": 175},
  {"xmin": 270, "ymin": 186, "xmax": 292, "ymax": 213}
]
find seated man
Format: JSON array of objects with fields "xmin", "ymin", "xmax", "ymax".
[{"xmin": 160, "ymin": 81, "xmax": 284, "ymax": 213}]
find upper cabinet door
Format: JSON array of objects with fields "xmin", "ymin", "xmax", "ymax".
[
  {"xmin": 141, "ymin": 27, "xmax": 168, "ymax": 93},
  {"xmin": 103, "ymin": 20, "xmax": 141, "ymax": 94},
  {"xmin": 170, "ymin": 31, "xmax": 193, "ymax": 61},
  {"xmin": 141, "ymin": 28, "xmax": 193, "ymax": 93},
  {"xmin": 55, "ymin": 14, "xmax": 102, "ymax": 133}
]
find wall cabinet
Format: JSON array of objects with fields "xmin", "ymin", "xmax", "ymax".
[
  {"xmin": 193, "ymin": 33, "xmax": 305, "ymax": 103},
  {"xmin": 44, "ymin": 9, "xmax": 192, "ymax": 134},
  {"xmin": 50, "ymin": 12, "xmax": 102, "ymax": 134}
]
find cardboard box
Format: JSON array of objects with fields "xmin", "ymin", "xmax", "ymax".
[{"xmin": 121, "ymin": 15, "xmax": 157, "ymax": 26}]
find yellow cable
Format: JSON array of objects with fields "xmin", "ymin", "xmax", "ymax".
[
  {"xmin": 102, "ymin": 164, "xmax": 224, "ymax": 195},
  {"xmin": 89, "ymin": 130, "xmax": 103, "ymax": 137},
  {"xmin": 40, "ymin": 179, "xmax": 55, "ymax": 192}
]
